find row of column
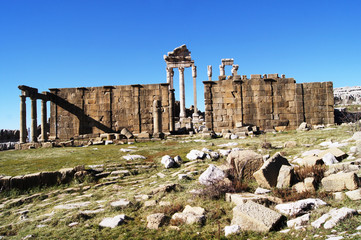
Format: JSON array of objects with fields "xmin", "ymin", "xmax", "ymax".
[
  {"xmin": 166, "ymin": 65, "xmax": 198, "ymax": 121},
  {"xmin": 19, "ymin": 95, "xmax": 48, "ymax": 143}
]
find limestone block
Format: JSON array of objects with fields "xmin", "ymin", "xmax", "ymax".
[
  {"xmin": 321, "ymin": 172, "xmax": 359, "ymax": 191},
  {"xmin": 299, "ymin": 155, "xmax": 324, "ymax": 166},
  {"xmin": 276, "ymin": 165, "xmax": 294, "ymax": 188},
  {"xmin": 147, "ymin": 213, "xmax": 166, "ymax": 229},
  {"xmin": 226, "ymin": 150, "xmax": 263, "ymax": 180},
  {"xmin": 23, "ymin": 173, "xmax": 42, "ymax": 189},
  {"xmin": 287, "ymin": 213, "xmax": 310, "ymax": 228},
  {"xmin": 253, "ymin": 153, "xmax": 291, "ymax": 188},
  {"xmin": 318, "ymin": 148, "xmax": 347, "ymax": 161},
  {"xmin": 199, "ymin": 164, "xmax": 225, "ymax": 185},
  {"xmin": 231, "ymin": 201, "xmax": 284, "ymax": 232},
  {"xmin": 226, "ymin": 192, "xmax": 282, "ymax": 206},
  {"xmin": 40, "ymin": 171, "xmax": 61, "ymax": 186},
  {"xmin": 275, "ymin": 198, "xmax": 327, "ymax": 217},
  {"xmin": 333, "ymin": 192, "xmax": 345, "ymax": 201},
  {"xmin": 10, "ymin": 175, "xmax": 24, "ymax": 189},
  {"xmin": 99, "ymin": 214, "xmax": 128, "ymax": 228},
  {"xmin": 345, "ymin": 188, "xmax": 361, "ymax": 200},
  {"xmin": 0, "ymin": 176, "xmax": 11, "ymax": 190}
]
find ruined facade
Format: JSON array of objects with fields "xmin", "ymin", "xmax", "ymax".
[
  {"xmin": 204, "ymin": 75, "xmax": 334, "ymax": 131},
  {"xmin": 18, "ymin": 45, "xmax": 335, "ymax": 143}
]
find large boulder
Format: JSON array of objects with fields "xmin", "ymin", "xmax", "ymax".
[
  {"xmin": 161, "ymin": 155, "xmax": 179, "ymax": 169},
  {"xmin": 226, "ymin": 150, "xmax": 263, "ymax": 180},
  {"xmin": 253, "ymin": 153, "xmax": 290, "ymax": 188},
  {"xmin": 321, "ymin": 171, "xmax": 359, "ymax": 191},
  {"xmin": 198, "ymin": 164, "xmax": 225, "ymax": 185},
  {"xmin": 186, "ymin": 150, "xmax": 206, "ymax": 160},
  {"xmin": 231, "ymin": 201, "xmax": 284, "ymax": 232}
]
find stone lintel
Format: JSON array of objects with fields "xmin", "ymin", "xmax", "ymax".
[
  {"xmin": 131, "ymin": 84, "xmax": 142, "ymax": 88},
  {"xmin": 160, "ymin": 83, "xmax": 170, "ymax": 87},
  {"xmin": 203, "ymin": 81, "xmax": 217, "ymax": 85},
  {"xmin": 264, "ymin": 78, "xmax": 277, "ymax": 82},
  {"xmin": 166, "ymin": 61, "xmax": 194, "ymax": 68},
  {"xmin": 221, "ymin": 59, "xmax": 234, "ymax": 66}
]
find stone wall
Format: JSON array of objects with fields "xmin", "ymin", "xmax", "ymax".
[
  {"xmin": 204, "ymin": 74, "xmax": 334, "ymax": 132},
  {"xmin": 49, "ymin": 83, "xmax": 172, "ymax": 140}
]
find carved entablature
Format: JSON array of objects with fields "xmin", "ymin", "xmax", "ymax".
[{"xmin": 164, "ymin": 44, "xmax": 194, "ymax": 68}]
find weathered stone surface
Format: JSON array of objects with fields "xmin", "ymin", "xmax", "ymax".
[
  {"xmin": 0, "ymin": 176, "xmax": 11, "ymax": 190},
  {"xmin": 22, "ymin": 173, "xmax": 41, "ymax": 189},
  {"xmin": 325, "ymin": 161, "xmax": 361, "ymax": 176},
  {"xmin": 147, "ymin": 213, "xmax": 166, "ymax": 229},
  {"xmin": 99, "ymin": 214, "xmax": 128, "ymax": 228},
  {"xmin": 318, "ymin": 148, "xmax": 347, "ymax": 161},
  {"xmin": 322, "ymin": 153, "xmax": 339, "ymax": 165},
  {"xmin": 122, "ymin": 155, "xmax": 146, "ymax": 160},
  {"xmin": 284, "ymin": 141, "xmax": 297, "ymax": 148},
  {"xmin": 144, "ymin": 200, "xmax": 157, "ymax": 207},
  {"xmin": 254, "ymin": 187, "xmax": 271, "ymax": 194},
  {"xmin": 226, "ymin": 193, "xmax": 282, "ymax": 206},
  {"xmin": 226, "ymin": 149, "xmax": 263, "ymax": 180},
  {"xmin": 148, "ymin": 184, "xmax": 178, "ymax": 195},
  {"xmin": 172, "ymin": 205, "xmax": 206, "ymax": 225},
  {"xmin": 287, "ymin": 213, "xmax": 310, "ymax": 228},
  {"xmin": 198, "ymin": 164, "xmax": 225, "ymax": 185},
  {"xmin": 276, "ymin": 165, "xmax": 294, "ymax": 188},
  {"xmin": 121, "ymin": 128, "xmax": 133, "ymax": 139},
  {"xmin": 40, "ymin": 171, "xmax": 61, "ymax": 186},
  {"xmin": 110, "ymin": 199, "xmax": 130, "ymax": 208},
  {"xmin": 333, "ymin": 192, "xmax": 346, "ymax": 201},
  {"xmin": 345, "ymin": 188, "xmax": 361, "ymax": 200},
  {"xmin": 161, "ymin": 155, "xmax": 179, "ymax": 169},
  {"xmin": 110, "ymin": 170, "xmax": 130, "ymax": 176},
  {"xmin": 231, "ymin": 201, "xmax": 284, "ymax": 232},
  {"xmin": 297, "ymin": 122, "xmax": 311, "ymax": 131},
  {"xmin": 321, "ymin": 171, "xmax": 359, "ymax": 191},
  {"xmin": 54, "ymin": 201, "xmax": 91, "ymax": 210},
  {"xmin": 311, "ymin": 207, "xmax": 357, "ymax": 229},
  {"xmin": 275, "ymin": 198, "xmax": 327, "ymax": 217},
  {"xmin": 186, "ymin": 150, "xmax": 205, "ymax": 160},
  {"xmin": 224, "ymin": 225, "xmax": 241, "ymax": 236},
  {"xmin": 299, "ymin": 155, "xmax": 324, "ymax": 166},
  {"xmin": 253, "ymin": 153, "xmax": 290, "ymax": 188},
  {"xmin": 59, "ymin": 168, "xmax": 75, "ymax": 184}
]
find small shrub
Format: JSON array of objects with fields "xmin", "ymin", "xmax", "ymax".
[
  {"xmin": 294, "ymin": 165, "xmax": 326, "ymax": 187},
  {"xmin": 199, "ymin": 180, "xmax": 235, "ymax": 200},
  {"xmin": 272, "ymin": 188, "xmax": 312, "ymax": 202},
  {"xmin": 169, "ymin": 217, "xmax": 184, "ymax": 226},
  {"xmin": 159, "ymin": 203, "xmax": 184, "ymax": 216}
]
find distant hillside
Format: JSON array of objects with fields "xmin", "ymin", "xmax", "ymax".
[{"xmin": 334, "ymin": 86, "xmax": 361, "ymax": 106}]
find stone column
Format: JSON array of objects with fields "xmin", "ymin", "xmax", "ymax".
[
  {"xmin": 207, "ymin": 65, "xmax": 212, "ymax": 81},
  {"xmin": 178, "ymin": 67, "xmax": 186, "ymax": 119},
  {"xmin": 20, "ymin": 95, "xmax": 27, "ymax": 143},
  {"xmin": 31, "ymin": 97, "xmax": 38, "ymax": 142},
  {"xmin": 153, "ymin": 100, "xmax": 161, "ymax": 134},
  {"xmin": 192, "ymin": 65, "xmax": 198, "ymax": 120},
  {"xmin": 41, "ymin": 99, "xmax": 48, "ymax": 142},
  {"xmin": 219, "ymin": 65, "xmax": 225, "ymax": 76},
  {"xmin": 232, "ymin": 64, "xmax": 239, "ymax": 76},
  {"xmin": 169, "ymin": 89, "xmax": 175, "ymax": 132},
  {"xmin": 166, "ymin": 67, "xmax": 174, "ymax": 89}
]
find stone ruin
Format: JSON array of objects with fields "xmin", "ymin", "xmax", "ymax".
[{"xmin": 16, "ymin": 45, "xmax": 334, "ymax": 146}]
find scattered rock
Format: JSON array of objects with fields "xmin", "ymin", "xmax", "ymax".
[
  {"xmin": 318, "ymin": 148, "xmax": 347, "ymax": 161},
  {"xmin": 322, "ymin": 153, "xmax": 339, "ymax": 165},
  {"xmin": 161, "ymin": 155, "xmax": 179, "ymax": 169},
  {"xmin": 198, "ymin": 164, "xmax": 225, "ymax": 185},
  {"xmin": 186, "ymin": 150, "xmax": 205, "ymax": 160},
  {"xmin": 345, "ymin": 188, "xmax": 361, "ymax": 200},
  {"xmin": 147, "ymin": 213, "xmax": 167, "ymax": 229},
  {"xmin": 99, "ymin": 214, "xmax": 129, "ymax": 228},
  {"xmin": 254, "ymin": 187, "xmax": 271, "ymax": 195},
  {"xmin": 226, "ymin": 192, "xmax": 282, "ymax": 206},
  {"xmin": 287, "ymin": 213, "xmax": 310, "ymax": 228},
  {"xmin": 276, "ymin": 165, "xmax": 294, "ymax": 189},
  {"xmin": 122, "ymin": 155, "xmax": 146, "ymax": 160},
  {"xmin": 297, "ymin": 122, "xmax": 311, "ymax": 131},
  {"xmin": 311, "ymin": 207, "xmax": 357, "ymax": 229},
  {"xmin": 231, "ymin": 201, "xmax": 284, "ymax": 232},
  {"xmin": 144, "ymin": 200, "xmax": 157, "ymax": 207},
  {"xmin": 149, "ymin": 184, "xmax": 178, "ymax": 195},
  {"xmin": 224, "ymin": 225, "xmax": 241, "ymax": 237},
  {"xmin": 110, "ymin": 199, "xmax": 131, "ymax": 208},
  {"xmin": 253, "ymin": 153, "xmax": 291, "ymax": 188},
  {"xmin": 226, "ymin": 149, "xmax": 263, "ymax": 180},
  {"xmin": 172, "ymin": 205, "xmax": 206, "ymax": 225},
  {"xmin": 54, "ymin": 201, "xmax": 91, "ymax": 210},
  {"xmin": 321, "ymin": 171, "xmax": 359, "ymax": 191},
  {"xmin": 284, "ymin": 141, "xmax": 297, "ymax": 148},
  {"xmin": 275, "ymin": 198, "xmax": 327, "ymax": 217}
]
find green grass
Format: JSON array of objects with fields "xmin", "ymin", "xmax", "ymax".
[{"xmin": 0, "ymin": 125, "xmax": 360, "ymax": 239}]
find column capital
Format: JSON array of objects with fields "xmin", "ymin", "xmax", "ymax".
[
  {"xmin": 192, "ymin": 65, "xmax": 197, "ymax": 78},
  {"xmin": 178, "ymin": 67, "xmax": 185, "ymax": 72}
]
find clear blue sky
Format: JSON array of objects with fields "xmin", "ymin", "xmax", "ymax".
[{"xmin": 1, "ymin": 0, "xmax": 360, "ymax": 130}]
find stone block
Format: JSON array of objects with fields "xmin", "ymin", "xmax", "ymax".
[
  {"xmin": 276, "ymin": 165, "xmax": 294, "ymax": 188},
  {"xmin": 226, "ymin": 150, "xmax": 263, "ymax": 180},
  {"xmin": 40, "ymin": 171, "xmax": 61, "ymax": 186},
  {"xmin": 23, "ymin": 173, "xmax": 42, "ymax": 189},
  {"xmin": 0, "ymin": 176, "xmax": 11, "ymax": 190},
  {"xmin": 231, "ymin": 201, "xmax": 284, "ymax": 232},
  {"xmin": 253, "ymin": 153, "xmax": 291, "ymax": 188},
  {"xmin": 321, "ymin": 172, "xmax": 359, "ymax": 192},
  {"xmin": 147, "ymin": 213, "xmax": 167, "ymax": 229}
]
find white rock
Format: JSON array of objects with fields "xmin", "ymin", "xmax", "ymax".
[
  {"xmin": 224, "ymin": 225, "xmax": 241, "ymax": 236},
  {"xmin": 350, "ymin": 146, "xmax": 357, "ymax": 153},
  {"xmin": 322, "ymin": 153, "xmax": 339, "ymax": 165},
  {"xmin": 110, "ymin": 199, "xmax": 130, "ymax": 208},
  {"xmin": 302, "ymin": 149, "xmax": 322, "ymax": 157},
  {"xmin": 54, "ymin": 201, "xmax": 91, "ymax": 210},
  {"xmin": 230, "ymin": 134, "xmax": 238, "ymax": 140},
  {"xmin": 345, "ymin": 188, "xmax": 361, "ymax": 200},
  {"xmin": 217, "ymin": 142, "xmax": 238, "ymax": 147},
  {"xmin": 119, "ymin": 148, "xmax": 135, "ymax": 152},
  {"xmin": 178, "ymin": 174, "xmax": 190, "ymax": 180},
  {"xmin": 219, "ymin": 149, "xmax": 231, "ymax": 156},
  {"xmin": 199, "ymin": 164, "xmax": 225, "ymax": 185},
  {"xmin": 99, "ymin": 214, "xmax": 127, "ymax": 228},
  {"xmin": 161, "ymin": 155, "xmax": 178, "ymax": 168},
  {"xmin": 174, "ymin": 156, "xmax": 183, "ymax": 164},
  {"xmin": 279, "ymin": 229, "xmax": 291, "ymax": 233},
  {"xmin": 324, "ymin": 207, "xmax": 357, "ymax": 229},
  {"xmin": 254, "ymin": 187, "xmax": 271, "ymax": 194},
  {"xmin": 123, "ymin": 155, "xmax": 146, "ymax": 160},
  {"xmin": 287, "ymin": 213, "xmax": 310, "ymax": 228},
  {"xmin": 275, "ymin": 198, "xmax": 327, "ymax": 216},
  {"xmin": 68, "ymin": 222, "xmax": 79, "ymax": 227},
  {"xmin": 186, "ymin": 150, "xmax": 206, "ymax": 160}
]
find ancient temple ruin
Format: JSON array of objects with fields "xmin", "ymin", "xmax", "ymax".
[{"xmin": 17, "ymin": 45, "xmax": 335, "ymax": 145}]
